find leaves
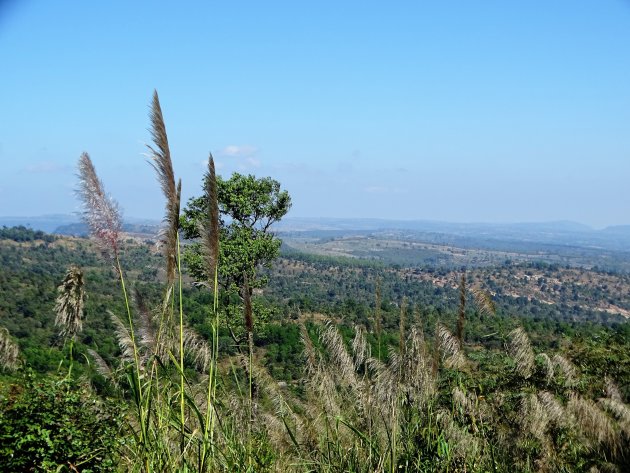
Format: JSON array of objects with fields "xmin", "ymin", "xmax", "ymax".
[{"xmin": 181, "ymin": 173, "xmax": 291, "ymax": 293}]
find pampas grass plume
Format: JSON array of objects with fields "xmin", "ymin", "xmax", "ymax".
[
  {"xmin": 54, "ymin": 265, "xmax": 85, "ymax": 340},
  {"xmin": 77, "ymin": 152, "xmax": 122, "ymax": 260}
]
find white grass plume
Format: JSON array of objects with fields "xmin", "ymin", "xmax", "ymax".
[
  {"xmin": 537, "ymin": 353, "xmax": 555, "ymax": 385},
  {"xmin": 567, "ymin": 394, "xmax": 616, "ymax": 449},
  {"xmin": 352, "ymin": 324, "xmax": 369, "ymax": 371},
  {"xmin": 508, "ymin": 327, "xmax": 535, "ymax": 379},
  {"xmin": 0, "ymin": 327, "xmax": 20, "ymax": 371},
  {"xmin": 87, "ymin": 348, "xmax": 118, "ymax": 387},
  {"xmin": 436, "ymin": 323, "xmax": 466, "ymax": 370},
  {"xmin": 200, "ymin": 154, "xmax": 220, "ymax": 284},
  {"xmin": 109, "ymin": 310, "xmax": 135, "ymax": 363},
  {"xmin": 552, "ymin": 354, "xmax": 578, "ymax": 387},
  {"xmin": 320, "ymin": 321, "xmax": 358, "ymax": 388},
  {"xmin": 77, "ymin": 152, "xmax": 122, "ymax": 260},
  {"xmin": 147, "ymin": 90, "xmax": 180, "ymax": 285},
  {"xmin": 54, "ymin": 265, "xmax": 85, "ymax": 340}
]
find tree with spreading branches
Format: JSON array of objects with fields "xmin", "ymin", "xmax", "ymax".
[{"xmin": 180, "ymin": 171, "xmax": 291, "ymax": 297}]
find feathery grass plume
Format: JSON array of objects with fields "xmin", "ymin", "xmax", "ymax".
[
  {"xmin": 452, "ymin": 386, "xmax": 473, "ymax": 417},
  {"xmin": 133, "ymin": 287, "xmax": 158, "ymax": 358},
  {"xmin": 54, "ymin": 265, "xmax": 85, "ymax": 340},
  {"xmin": 366, "ymin": 355, "xmax": 392, "ymax": 402},
  {"xmin": 182, "ymin": 325, "xmax": 212, "ymax": 372},
  {"xmin": 199, "ymin": 155, "xmax": 220, "ymax": 471},
  {"xmin": 320, "ymin": 321, "xmax": 358, "ymax": 389},
  {"xmin": 77, "ymin": 152, "xmax": 122, "ymax": 260},
  {"xmin": 300, "ymin": 338, "xmax": 343, "ymax": 441},
  {"xmin": 456, "ymin": 273, "xmax": 467, "ymax": 343},
  {"xmin": 604, "ymin": 377, "xmax": 623, "ymax": 402},
  {"xmin": 508, "ymin": 327, "xmax": 535, "ymax": 379},
  {"xmin": 352, "ymin": 324, "xmax": 369, "ymax": 371},
  {"xmin": 436, "ymin": 322, "xmax": 466, "ymax": 370},
  {"xmin": 437, "ymin": 408, "xmax": 481, "ymax": 463},
  {"xmin": 302, "ymin": 325, "xmax": 342, "ymax": 421},
  {"xmin": 521, "ymin": 393, "xmax": 549, "ymax": 441},
  {"xmin": 552, "ymin": 354, "xmax": 578, "ymax": 387},
  {"xmin": 147, "ymin": 90, "xmax": 180, "ymax": 285},
  {"xmin": 567, "ymin": 394, "xmax": 617, "ymax": 449},
  {"xmin": 201, "ymin": 154, "xmax": 220, "ymax": 284},
  {"xmin": 403, "ymin": 326, "xmax": 435, "ymax": 403},
  {"xmin": 0, "ymin": 327, "xmax": 20, "ymax": 371},
  {"xmin": 537, "ymin": 353, "xmax": 555, "ymax": 384},
  {"xmin": 300, "ymin": 323, "xmax": 319, "ymax": 379},
  {"xmin": 109, "ymin": 310, "xmax": 135, "ymax": 363},
  {"xmin": 87, "ymin": 348, "xmax": 118, "ymax": 387},
  {"xmin": 598, "ymin": 398, "xmax": 630, "ymax": 438},
  {"xmin": 238, "ymin": 354, "xmax": 302, "ymax": 434},
  {"xmin": 472, "ymin": 288, "xmax": 495, "ymax": 317},
  {"xmin": 453, "ymin": 387, "xmax": 486, "ymax": 429},
  {"xmin": 538, "ymin": 391, "xmax": 566, "ymax": 427}
]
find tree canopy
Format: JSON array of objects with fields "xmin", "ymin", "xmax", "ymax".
[{"xmin": 180, "ymin": 172, "xmax": 291, "ymax": 293}]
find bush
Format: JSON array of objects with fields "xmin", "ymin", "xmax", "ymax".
[{"xmin": 0, "ymin": 371, "xmax": 121, "ymax": 472}]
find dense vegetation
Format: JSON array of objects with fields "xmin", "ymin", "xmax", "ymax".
[{"xmin": 1, "ymin": 224, "xmax": 629, "ymax": 472}]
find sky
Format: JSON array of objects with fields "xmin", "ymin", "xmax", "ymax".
[{"xmin": 0, "ymin": 1, "xmax": 629, "ymax": 228}]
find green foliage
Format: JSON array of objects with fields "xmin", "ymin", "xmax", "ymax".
[
  {"xmin": 0, "ymin": 371, "xmax": 121, "ymax": 472},
  {"xmin": 0, "ymin": 236, "xmax": 163, "ymax": 373},
  {"xmin": 2, "ymin": 223, "xmax": 630, "ymax": 472},
  {"xmin": 180, "ymin": 172, "xmax": 291, "ymax": 292},
  {"xmin": 0, "ymin": 225, "xmax": 56, "ymax": 243}
]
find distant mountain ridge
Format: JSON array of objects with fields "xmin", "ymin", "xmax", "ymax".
[
  {"xmin": 0, "ymin": 214, "xmax": 160, "ymax": 235},
  {"xmin": 274, "ymin": 217, "xmax": 603, "ymax": 232},
  {"xmin": 275, "ymin": 217, "xmax": 630, "ymax": 253},
  {"xmin": 2, "ymin": 215, "xmax": 629, "ymax": 252}
]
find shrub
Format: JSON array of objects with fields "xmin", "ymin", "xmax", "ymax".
[{"xmin": 0, "ymin": 371, "xmax": 121, "ymax": 472}]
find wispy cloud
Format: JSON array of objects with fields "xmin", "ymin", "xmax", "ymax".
[
  {"xmin": 219, "ymin": 145, "xmax": 258, "ymax": 158},
  {"xmin": 23, "ymin": 161, "xmax": 68, "ymax": 174},
  {"xmin": 204, "ymin": 145, "xmax": 262, "ymax": 171}
]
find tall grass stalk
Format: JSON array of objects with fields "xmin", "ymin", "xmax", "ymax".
[
  {"xmin": 77, "ymin": 152, "xmax": 148, "ymax": 455},
  {"xmin": 200, "ymin": 154, "xmax": 220, "ymax": 471},
  {"xmin": 242, "ymin": 272, "xmax": 255, "ymax": 470}
]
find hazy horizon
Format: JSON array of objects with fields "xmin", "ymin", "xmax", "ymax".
[
  {"xmin": 1, "ymin": 212, "xmax": 628, "ymax": 232},
  {"xmin": 1, "ymin": 1, "xmax": 629, "ymax": 227}
]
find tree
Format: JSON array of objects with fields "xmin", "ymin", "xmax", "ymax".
[{"xmin": 180, "ymin": 172, "xmax": 291, "ymax": 295}]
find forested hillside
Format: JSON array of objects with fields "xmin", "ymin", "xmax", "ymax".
[
  {"xmin": 2, "ymin": 227, "xmax": 629, "ymax": 381},
  {"xmin": 1, "ymin": 225, "xmax": 629, "ymax": 472}
]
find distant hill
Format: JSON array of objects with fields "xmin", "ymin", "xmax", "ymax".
[
  {"xmin": 0, "ymin": 215, "xmax": 160, "ymax": 237},
  {"xmin": 3, "ymin": 215, "xmax": 629, "ymax": 252},
  {"xmin": 54, "ymin": 222, "xmax": 160, "ymax": 238},
  {"xmin": 0, "ymin": 214, "xmax": 79, "ymax": 233},
  {"xmin": 601, "ymin": 225, "xmax": 630, "ymax": 236},
  {"xmin": 276, "ymin": 217, "xmax": 630, "ymax": 253},
  {"xmin": 274, "ymin": 217, "xmax": 597, "ymax": 233}
]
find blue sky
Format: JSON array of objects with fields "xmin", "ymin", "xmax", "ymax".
[{"xmin": 1, "ymin": 1, "xmax": 629, "ymax": 227}]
